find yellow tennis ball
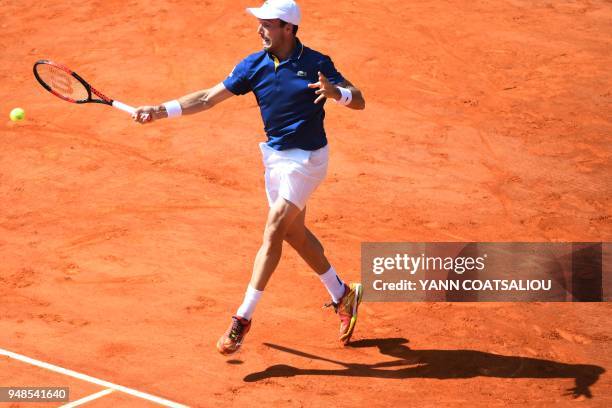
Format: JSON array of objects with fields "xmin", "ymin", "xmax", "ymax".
[{"xmin": 10, "ymin": 108, "xmax": 25, "ymax": 122}]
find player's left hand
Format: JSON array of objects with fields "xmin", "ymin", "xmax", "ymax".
[{"xmin": 308, "ymin": 72, "xmax": 341, "ymax": 104}]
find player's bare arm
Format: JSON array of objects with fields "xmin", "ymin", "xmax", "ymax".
[
  {"xmin": 335, "ymin": 78, "xmax": 365, "ymax": 110},
  {"xmin": 308, "ymin": 72, "xmax": 365, "ymax": 110},
  {"xmin": 132, "ymin": 82, "xmax": 234, "ymax": 124}
]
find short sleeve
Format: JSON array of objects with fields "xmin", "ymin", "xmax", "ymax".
[
  {"xmin": 223, "ymin": 58, "xmax": 252, "ymax": 95},
  {"xmin": 318, "ymin": 55, "xmax": 345, "ymax": 85}
]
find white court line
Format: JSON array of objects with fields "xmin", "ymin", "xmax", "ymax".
[
  {"xmin": 0, "ymin": 348, "xmax": 189, "ymax": 408},
  {"xmin": 58, "ymin": 388, "xmax": 114, "ymax": 407}
]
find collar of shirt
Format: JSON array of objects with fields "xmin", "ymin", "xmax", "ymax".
[{"xmin": 267, "ymin": 38, "xmax": 305, "ymax": 70}]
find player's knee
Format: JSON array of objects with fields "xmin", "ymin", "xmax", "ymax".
[
  {"xmin": 263, "ymin": 198, "xmax": 302, "ymax": 247},
  {"xmin": 263, "ymin": 214, "xmax": 289, "ymax": 245},
  {"xmin": 263, "ymin": 224, "xmax": 284, "ymax": 246}
]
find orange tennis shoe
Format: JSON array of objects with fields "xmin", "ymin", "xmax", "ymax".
[
  {"xmin": 216, "ymin": 316, "xmax": 251, "ymax": 355},
  {"xmin": 326, "ymin": 283, "xmax": 363, "ymax": 345}
]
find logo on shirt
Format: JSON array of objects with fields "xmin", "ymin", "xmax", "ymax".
[{"xmin": 297, "ymin": 71, "xmax": 307, "ymax": 77}]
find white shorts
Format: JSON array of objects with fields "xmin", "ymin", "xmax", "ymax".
[{"xmin": 259, "ymin": 142, "xmax": 329, "ymax": 211}]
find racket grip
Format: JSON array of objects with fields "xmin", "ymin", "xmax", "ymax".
[{"xmin": 112, "ymin": 100, "xmax": 136, "ymax": 115}]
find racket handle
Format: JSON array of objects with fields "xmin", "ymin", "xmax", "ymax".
[{"xmin": 112, "ymin": 100, "xmax": 136, "ymax": 115}]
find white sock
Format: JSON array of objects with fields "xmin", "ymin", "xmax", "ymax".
[
  {"xmin": 236, "ymin": 285, "xmax": 263, "ymax": 321},
  {"xmin": 319, "ymin": 266, "xmax": 346, "ymax": 303}
]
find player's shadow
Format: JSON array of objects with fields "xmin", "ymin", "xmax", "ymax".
[{"xmin": 244, "ymin": 338, "xmax": 605, "ymax": 399}]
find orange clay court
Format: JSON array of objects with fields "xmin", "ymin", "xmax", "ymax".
[{"xmin": 1, "ymin": 0, "xmax": 611, "ymax": 407}]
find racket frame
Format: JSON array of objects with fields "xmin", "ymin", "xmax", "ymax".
[{"xmin": 33, "ymin": 60, "xmax": 135, "ymax": 114}]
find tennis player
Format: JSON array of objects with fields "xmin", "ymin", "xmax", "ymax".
[{"xmin": 133, "ymin": 0, "xmax": 366, "ymax": 355}]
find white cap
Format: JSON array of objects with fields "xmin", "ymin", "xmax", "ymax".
[{"xmin": 246, "ymin": 0, "xmax": 301, "ymax": 26}]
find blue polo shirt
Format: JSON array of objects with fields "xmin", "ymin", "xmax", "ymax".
[{"xmin": 223, "ymin": 38, "xmax": 345, "ymax": 151}]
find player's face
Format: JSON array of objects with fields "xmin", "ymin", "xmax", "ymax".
[{"xmin": 257, "ymin": 19, "xmax": 290, "ymax": 53}]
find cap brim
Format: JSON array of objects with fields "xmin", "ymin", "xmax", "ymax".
[{"xmin": 246, "ymin": 7, "xmax": 280, "ymax": 20}]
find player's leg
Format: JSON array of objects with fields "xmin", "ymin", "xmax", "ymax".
[
  {"xmin": 284, "ymin": 206, "xmax": 330, "ymax": 274},
  {"xmin": 217, "ymin": 197, "xmax": 301, "ymax": 355},
  {"xmin": 284, "ymin": 207, "xmax": 363, "ymax": 345},
  {"xmin": 249, "ymin": 197, "xmax": 302, "ymax": 290}
]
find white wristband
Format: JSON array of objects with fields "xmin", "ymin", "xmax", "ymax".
[
  {"xmin": 334, "ymin": 87, "xmax": 352, "ymax": 106},
  {"xmin": 162, "ymin": 100, "xmax": 182, "ymax": 118}
]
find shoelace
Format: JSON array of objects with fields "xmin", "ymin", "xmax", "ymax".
[
  {"xmin": 323, "ymin": 301, "xmax": 339, "ymax": 313},
  {"xmin": 323, "ymin": 285, "xmax": 352, "ymax": 313},
  {"xmin": 229, "ymin": 318, "xmax": 245, "ymax": 340}
]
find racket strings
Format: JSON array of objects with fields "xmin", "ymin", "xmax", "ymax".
[{"xmin": 36, "ymin": 64, "xmax": 89, "ymax": 101}]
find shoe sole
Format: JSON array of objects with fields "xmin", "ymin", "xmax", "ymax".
[
  {"xmin": 216, "ymin": 338, "xmax": 242, "ymax": 355},
  {"xmin": 340, "ymin": 283, "xmax": 363, "ymax": 345}
]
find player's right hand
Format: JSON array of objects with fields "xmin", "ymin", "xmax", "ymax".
[{"xmin": 132, "ymin": 106, "xmax": 160, "ymax": 124}]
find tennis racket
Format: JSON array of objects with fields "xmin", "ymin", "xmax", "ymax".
[{"xmin": 33, "ymin": 60, "xmax": 135, "ymax": 115}]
